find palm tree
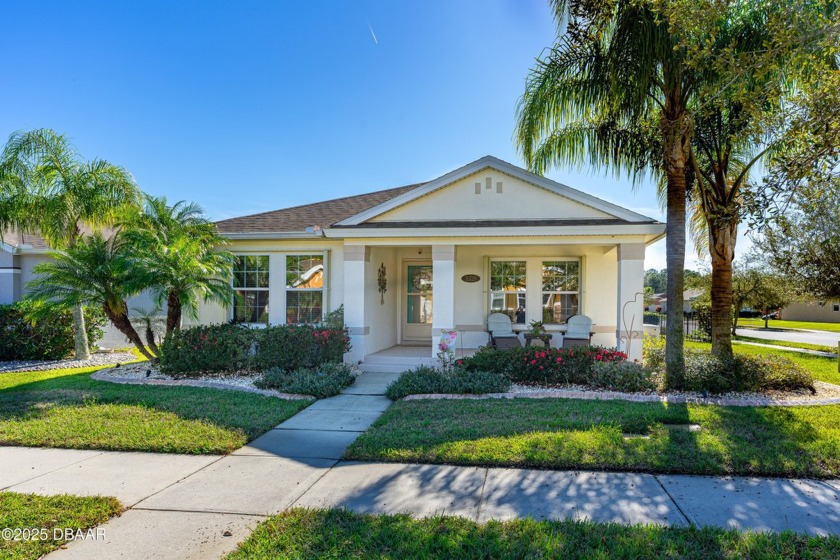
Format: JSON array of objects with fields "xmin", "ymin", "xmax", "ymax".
[
  {"xmin": 121, "ymin": 195, "xmax": 233, "ymax": 336},
  {"xmin": 26, "ymin": 233, "xmax": 155, "ymax": 360},
  {"xmin": 0, "ymin": 129, "xmax": 141, "ymax": 359},
  {"xmin": 516, "ymin": 0, "xmax": 695, "ymax": 387}
]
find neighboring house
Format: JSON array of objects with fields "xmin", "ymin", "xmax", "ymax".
[
  {"xmin": 0, "ymin": 230, "xmax": 162, "ymax": 348},
  {"xmin": 646, "ymin": 289, "xmax": 704, "ymax": 314},
  {"xmin": 782, "ymin": 300, "xmax": 840, "ymax": 324},
  {"xmin": 208, "ymin": 156, "xmax": 665, "ymax": 361}
]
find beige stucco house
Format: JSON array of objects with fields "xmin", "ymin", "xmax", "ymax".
[{"xmin": 208, "ymin": 156, "xmax": 665, "ymax": 361}]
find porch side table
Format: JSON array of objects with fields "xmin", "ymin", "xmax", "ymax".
[{"xmin": 523, "ymin": 333, "xmax": 553, "ymax": 347}]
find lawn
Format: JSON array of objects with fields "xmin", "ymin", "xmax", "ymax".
[
  {"xmin": 346, "ymin": 397, "xmax": 840, "ymax": 478},
  {"xmin": 227, "ymin": 508, "xmax": 840, "ymax": 560},
  {"xmin": 0, "ymin": 365, "xmax": 312, "ymax": 454},
  {"xmin": 0, "ymin": 492, "xmax": 121, "ymax": 560},
  {"xmin": 738, "ymin": 318, "xmax": 840, "ymax": 333}
]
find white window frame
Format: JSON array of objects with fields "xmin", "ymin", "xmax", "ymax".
[
  {"xmin": 541, "ymin": 259, "xmax": 581, "ymax": 325},
  {"xmin": 486, "ymin": 256, "xmax": 582, "ymax": 328},
  {"xmin": 284, "ymin": 252, "xmax": 328, "ymax": 325},
  {"xmin": 231, "ymin": 254, "xmax": 270, "ymax": 325},
  {"xmin": 488, "ymin": 259, "xmax": 528, "ymax": 325}
]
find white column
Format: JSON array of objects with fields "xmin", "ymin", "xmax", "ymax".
[
  {"xmin": 616, "ymin": 243, "xmax": 646, "ymax": 361},
  {"xmin": 431, "ymin": 244, "xmax": 456, "ymax": 357},
  {"xmin": 344, "ymin": 244, "xmax": 369, "ymax": 363},
  {"xmin": 268, "ymin": 254, "xmax": 286, "ymax": 325}
]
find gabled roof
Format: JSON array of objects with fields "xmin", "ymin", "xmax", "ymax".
[
  {"xmin": 336, "ymin": 156, "xmax": 656, "ymax": 225},
  {"xmin": 215, "ymin": 156, "xmax": 662, "ymax": 237},
  {"xmin": 215, "ymin": 184, "xmax": 421, "ymax": 234}
]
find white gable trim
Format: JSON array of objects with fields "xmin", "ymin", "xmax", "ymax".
[{"xmin": 336, "ymin": 156, "xmax": 656, "ymax": 225}]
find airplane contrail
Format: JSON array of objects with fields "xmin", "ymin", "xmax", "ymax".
[{"xmin": 368, "ymin": 22, "xmax": 378, "ymax": 45}]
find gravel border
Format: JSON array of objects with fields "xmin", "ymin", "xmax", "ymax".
[
  {"xmin": 0, "ymin": 352, "xmax": 139, "ymax": 373},
  {"xmin": 89, "ymin": 371, "xmax": 313, "ymax": 400},
  {"xmin": 402, "ymin": 381, "xmax": 840, "ymax": 407}
]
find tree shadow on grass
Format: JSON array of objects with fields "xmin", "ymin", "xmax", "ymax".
[{"xmin": 0, "ymin": 371, "xmax": 310, "ymax": 452}]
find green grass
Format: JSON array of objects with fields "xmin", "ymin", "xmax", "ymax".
[
  {"xmin": 0, "ymin": 366, "xmax": 312, "ymax": 454},
  {"xmin": 227, "ymin": 508, "xmax": 840, "ymax": 560},
  {"xmin": 0, "ymin": 492, "xmax": 122, "ymax": 560},
  {"xmin": 686, "ymin": 340, "xmax": 840, "ymax": 385},
  {"xmin": 738, "ymin": 318, "xmax": 840, "ymax": 333},
  {"xmin": 733, "ymin": 335, "xmax": 837, "ymax": 354},
  {"xmin": 348, "ymin": 343, "xmax": 840, "ymax": 477},
  {"xmin": 347, "ymin": 398, "xmax": 840, "ymax": 478}
]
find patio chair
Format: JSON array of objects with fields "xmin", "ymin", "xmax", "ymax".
[
  {"xmin": 562, "ymin": 315, "xmax": 593, "ymax": 348},
  {"xmin": 487, "ymin": 312, "xmax": 523, "ymax": 349}
]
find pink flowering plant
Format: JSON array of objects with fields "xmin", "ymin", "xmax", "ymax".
[
  {"xmin": 437, "ymin": 329, "xmax": 459, "ymax": 372},
  {"xmin": 457, "ymin": 345, "xmax": 629, "ymax": 386}
]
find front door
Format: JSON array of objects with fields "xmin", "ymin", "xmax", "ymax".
[{"xmin": 402, "ymin": 262, "xmax": 433, "ymax": 344}]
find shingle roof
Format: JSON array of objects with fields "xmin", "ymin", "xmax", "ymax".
[
  {"xmin": 1, "ymin": 230, "xmax": 49, "ymax": 250},
  {"xmin": 215, "ymin": 184, "xmax": 422, "ymax": 233}
]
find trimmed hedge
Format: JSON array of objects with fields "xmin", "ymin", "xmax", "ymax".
[
  {"xmin": 456, "ymin": 346, "xmax": 628, "ymax": 386},
  {"xmin": 386, "ymin": 366, "xmax": 511, "ymax": 400},
  {"xmin": 159, "ymin": 323, "xmax": 351, "ymax": 375},
  {"xmin": 0, "ymin": 300, "xmax": 106, "ymax": 361},
  {"xmin": 255, "ymin": 363, "xmax": 356, "ymax": 398}
]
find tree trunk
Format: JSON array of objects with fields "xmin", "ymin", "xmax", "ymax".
[
  {"xmin": 72, "ymin": 304, "xmax": 91, "ymax": 361},
  {"xmin": 709, "ymin": 217, "xmax": 738, "ymax": 359},
  {"xmin": 104, "ymin": 305, "xmax": 156, "ymax": 361},
  {"xmin": 664, "ymin": 164, "xmax": 687, "ymax": 388},
  {"xmin": 144, "ymin": 327, "xmax": 160, "ymax": 357},
  {"xmin": 165, "ymin": 291, "xmax": 182, "ymax": 336}
]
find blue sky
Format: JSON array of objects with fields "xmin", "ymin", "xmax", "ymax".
[{"xmin": 0, "ymin": 0, "xmax": 734, "ymax": 270}]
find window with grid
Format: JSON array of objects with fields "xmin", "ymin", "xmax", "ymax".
[
  {"xmin": 542, "ymin": 260, "xmax": 580, "ymax": 324},
  {"xmin": 232, "ymin": 255, "xmax": 269, "ymax": 324},
  {"xmin": 489, "ymin": 261, "xmax": 527, "ymax": 324},
  {"xmin": 286, "ymin": 254, "xmax": 324, "ymax": 324}
]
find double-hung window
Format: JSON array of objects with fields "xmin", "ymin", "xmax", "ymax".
[
  {"xmin": 489, "ymin": 261, "xmax": 527, "ymax": 324},
  {"xmin": 542, "ymin": 260, "xmax": 580, "ymax": 323},
  {"xmin": 232, "ymin": 255, "xmax": 269, "ymax": 324},
  {"xmin": 286, "ymin": 254, "xmax": 324, "ymax": 324}
]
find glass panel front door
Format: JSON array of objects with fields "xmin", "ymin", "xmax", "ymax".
[{"xmin": 403, "ymin": 263, "xmax": 433, "ymax": 343}]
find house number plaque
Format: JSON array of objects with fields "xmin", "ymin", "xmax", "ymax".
[{"xmin": 461, "ymin": 274, "xmax": 480, "ymax": 283}]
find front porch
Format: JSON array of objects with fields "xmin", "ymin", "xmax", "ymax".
[
  {"xmin": 359, "ymin": 344, "xmax": 478, "ymax": 373},
  {"xmin": 343, "ymin": 242, "xmax": 648, "ymax": 365}
]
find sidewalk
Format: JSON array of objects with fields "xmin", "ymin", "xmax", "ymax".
[{"xmin": 1, "ymin": 370, "xmax": 839, "ymax": 559}]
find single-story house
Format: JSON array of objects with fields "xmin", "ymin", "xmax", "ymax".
[
  {"xmin": 208, "ymin": 156, "xmax": 665, "ymax": 361},
  {"xmin": 1, "ymin": 156, "xmax": 665, "ymax": 361},
  {"xmin": 647, "ymin": 288, "xmax": 704, "ymax": 313},
  {"xmin": 782, "ymin": 300, "xmax": 840, "ymax": 323}
]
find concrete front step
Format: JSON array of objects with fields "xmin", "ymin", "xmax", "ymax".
[{"xmin": 358, "ymin": 363, "xmax": 413, "ymax": 374}]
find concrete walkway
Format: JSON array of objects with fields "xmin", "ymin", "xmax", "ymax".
[{"xmin": 1, "ymin": 370, "xmax": 840, "ymax": 559}]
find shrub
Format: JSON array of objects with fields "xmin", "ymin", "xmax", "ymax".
[
  {"xmin": 678, "ymin": 351, "xmax": 814, "ymax": 394},
  {"xmin": 159, "ymin": 323, "xmax": 254, "ymax": 374},
  {"xmin": 159, "ymin": 323, "xmax": 351, "ymax": 375},
  {"xmin": 588, "ymin": 361, "xmax": 659, "ymax": 393},
  {"xmin": 457, "ymin": 346, "xmax": 628, "ymax": 386},
  {"xmin": 253, "ymin": 325, "xmax": 350, "ymax": 371},
  {"xmin": 255, "ymin": 362, "xmax": 356, "ymax": 398},
  {"xmin": 0, "ymin": 300, "xmax": 106, "ymax": 360},
  {"xmin": 386, "ymin": 366, "xmax": 511, "ymax": 400},
  {"xmin": 642, "ymin": 335, "xmax": 666, "ymax": 371}
]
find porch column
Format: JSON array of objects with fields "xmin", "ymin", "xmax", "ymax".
[
  {"xmin": 616, "ymin": 243, "xmax": 645, "ymax": 361},
  {"xmin": 431, "ymin": 244, "xmax": 456, "ymax": 358},
  {"xmin": 344, "ymin": 245, "xmax": 369, "ymax": 363}
]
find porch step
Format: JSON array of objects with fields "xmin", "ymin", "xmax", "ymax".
[
  {"xmin": 362, "ymin": 354, "xmax": 436, "ymax": 366},
  {"xmin": 359, "ymin": 358, "xmax": 438, "ymax": 374}
]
